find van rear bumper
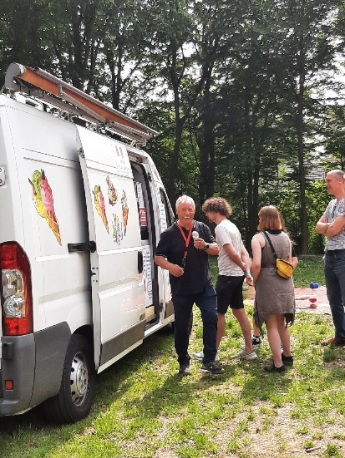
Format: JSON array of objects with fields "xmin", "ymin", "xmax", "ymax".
[{"xmin": 0, "ymin": 322, "xmax": 71, "ymax": 416}]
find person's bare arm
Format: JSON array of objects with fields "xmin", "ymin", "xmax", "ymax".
[
  {"xmin": 239, "ymin": 243, "xmax": 253, "ymax": 285},
  {"xmin": 316, "ymin": 215, "xmax": 345, "ymax": 237},
  {"xmin": 193, "ymin": 238, "xmax": 219, "ymax": 255},
  {"xmin": 290, "ymin": 255, "xmax": 298, "ymax": 270},
  {"xmin": 251, "ymin": 234, "xmax": 264, "ymax": 286},
  {"xmin": 154, "ymin": 255, "xmax": 184, "ymax": 277},
  {"xmin": 315, "ymin": 215, "xmax": 328, "ymax": 235},
  {"xmin": 223, "ymin": 242, "xmax": 250, "ymax": 279},
  {"xmin": 240, "ymin": 243, "xmax": 251, "ymax": 270}
]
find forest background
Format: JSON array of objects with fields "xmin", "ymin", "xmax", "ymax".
[{"xmin": 1, "ymin": 0, "xmax": 345, "ymax": 253}]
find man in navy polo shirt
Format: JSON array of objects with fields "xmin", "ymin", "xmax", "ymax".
[{"xmin": 155, "ymin": 195, "xmax": 223, "ymax": 375}]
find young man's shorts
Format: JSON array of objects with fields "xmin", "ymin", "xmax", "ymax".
[{"xmin": 215, "ymin": 275, "xmax": 244, "ymax": 314}]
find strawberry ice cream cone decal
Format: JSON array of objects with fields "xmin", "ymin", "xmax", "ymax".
[
  {"xmin": 93, "ymin": 185, "xmax": 109, "ymax": 233},
  {"xmin": 29, "ymin": 169, "xmax": 61, "ymax": 245}
]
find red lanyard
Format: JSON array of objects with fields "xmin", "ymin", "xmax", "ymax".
[{"xmin": 176, "ymin": 222, "xmax": 193, "ymax": 259}]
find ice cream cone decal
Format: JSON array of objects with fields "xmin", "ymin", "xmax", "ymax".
[
  {"xmin": 47, "ymin": 218, "xmax": 62, "ymax": 245},
  {"xmin": 28, "ymin": 175, "xmax": 47, "ymax": 219},
  {"xmin": 106, "ymin": 175, "xmax": 117, "ymax": 206},
  {"xmin": 112, "ymin": 214, "xmax": 122, "ymax": 244},
  {"xmin": 29, "ymin": 169, "xmax": 61, "ymax": 245},
  {"xmin": 93, "ymin": 185, "xmax": 109, "ymax": 233},
  {"xmin": 121, "ymin": 190, "xmax": 129, "ymax": 235}
]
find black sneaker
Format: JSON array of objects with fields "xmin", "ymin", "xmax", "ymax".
[
  {"xmin": 264, "ymin": 364, "xmax": 285, "ymax": 373},
  {"xmin": 282, "ymin": 354, "xmax": 293, "ymax": 366},
  {"xmin": 252, "ymin": 336, "xmax": 262, "ymax": 349},
  {"xmin": 200, "ymin": 361, "xmax": 224, "ymax": 374},
  {"xmin": 178, "ymin": 364, "xmax": 191, "ymax": 376}
]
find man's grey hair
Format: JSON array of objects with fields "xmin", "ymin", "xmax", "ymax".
[
  {"xmin": 175, "ymin": 195, "xmax": 195, "ymax": 209},
  {"xmin": 327, "ymin": 169, "xmax": 345, "ymax": 180}
]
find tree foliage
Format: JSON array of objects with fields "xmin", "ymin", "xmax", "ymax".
[{"xmin": 1, "ymin": 0, "xmax": 345, "ymax": 253}]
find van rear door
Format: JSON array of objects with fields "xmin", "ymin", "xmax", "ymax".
[{"xmin": 77, "ymin": 126, "xmax": 145, "ymax": 372}]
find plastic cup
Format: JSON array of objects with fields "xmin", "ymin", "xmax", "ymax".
[{"xmin": 309, "ymin": 296, "xmax": 317, "ymax": 309}]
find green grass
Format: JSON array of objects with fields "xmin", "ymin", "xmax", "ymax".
[
  {"xmin": 292, "ymin": 255, "xmax": 325, "ymax": 288},
  {"xmin": 1, "ymin": 256, "xmax": 344, "ymax": 458}
]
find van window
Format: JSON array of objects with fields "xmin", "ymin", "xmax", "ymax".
[
  {"xmin": 134, "ymin": 181, "xmax": 149, "ymax": 240},
  {"xmin": 159, "ymin": 189, "xmax": 174, "ymax": 229}
]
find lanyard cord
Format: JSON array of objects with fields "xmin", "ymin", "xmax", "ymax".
[{"xmin": 176, "ymin": 222, "xmax": 193, "ymax": 259}]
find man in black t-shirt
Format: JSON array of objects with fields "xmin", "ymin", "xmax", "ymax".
[{"xmin": 155, "ymin": 195, "xmax": 223, "ymax": 375}]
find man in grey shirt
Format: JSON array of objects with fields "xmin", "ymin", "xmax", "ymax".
[{"xmin": 316, "ymin": 169, "xmax": 345, "ymax": 346}]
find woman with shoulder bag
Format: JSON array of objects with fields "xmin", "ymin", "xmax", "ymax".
[{"xmin": 251, "ymin": 206, "xmax": 298, "ymax": 372}]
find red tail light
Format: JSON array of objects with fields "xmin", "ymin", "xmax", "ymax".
[{"xmin": 0, "ymin": 242, "xmax": 33, "ymax": 336}]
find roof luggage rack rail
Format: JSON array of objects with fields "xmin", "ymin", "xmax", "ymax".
[{"xmin": 3, "ymin": 63, "xmax": 157, "ymax": 146}]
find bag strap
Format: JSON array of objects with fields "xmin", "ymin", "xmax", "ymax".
[{"xmin": 263, "ymin": 231, "xmax": 278, "ymax": 259}]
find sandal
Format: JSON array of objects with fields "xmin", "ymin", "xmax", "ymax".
[{"xmin": 321, "ymin": 337, "xmax": 336, "ymax": 346}]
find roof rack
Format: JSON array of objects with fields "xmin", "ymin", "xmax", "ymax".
[{"xmin": 3, "ymin": 63, "xmax": 157, "ymax": 146}]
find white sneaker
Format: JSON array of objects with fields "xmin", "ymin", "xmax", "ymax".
[
  {"xmin": 230, "ymin": 349, "xmax": 258, "ymax": 360},
  {"xmin": 192, "ymin": 351, "xmax": 219, "ymax": 361},
  {"xmin": 192, "ymin": 351, "xmax": 204, "ymax": 361}
]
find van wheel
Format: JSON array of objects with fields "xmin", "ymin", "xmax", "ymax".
[{"xmin": 41, "ymin": 334, "xmax": 95, "ymax": 423}]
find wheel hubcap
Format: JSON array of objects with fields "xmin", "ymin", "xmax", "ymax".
[{"xmin": 70, "ymin": 352, "xmax": 88, "ymax": 406}]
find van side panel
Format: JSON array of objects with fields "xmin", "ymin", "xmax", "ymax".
[{"xmin": 23, "ymin": 154, "xmax": 91, "ymax": 333}]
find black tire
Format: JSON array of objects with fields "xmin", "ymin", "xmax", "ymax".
[{"xmin": 41, "ymin": 334, "xmax": 95, "ymax": 424}]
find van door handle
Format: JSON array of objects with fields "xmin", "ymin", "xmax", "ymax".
[
  {"xmin": 138, "ymin": 251, "xmax": 143, "ymax": 273},
  {"xmin": 68, "ymin": 241, "xmax": 97, "ymax": 253}
]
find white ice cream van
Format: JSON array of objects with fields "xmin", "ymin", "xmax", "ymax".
[{"xmin": 0, "ymin": 63, "xmax": 174, "ymax": 423}]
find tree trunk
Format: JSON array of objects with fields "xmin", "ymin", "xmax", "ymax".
[
  {"xmin": 167, "ymin": 117, "xmax": 184, "ymax": 204},
  {"xmin": 198, "ymin": 72, "xmax": 215, "ymax": 206},
  {"xmin": 296, "ymin": 33, "xmax": 308, "ymax": 254},
  {"xmin": 297, "ymin": 95, "xmax": 308, "ymax": 253}
]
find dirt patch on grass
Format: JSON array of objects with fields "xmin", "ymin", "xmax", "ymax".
[{"xmin": 244, "ymin": 285, "xmax": 331, "ymax": 315}]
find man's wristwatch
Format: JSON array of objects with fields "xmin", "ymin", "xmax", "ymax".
[{"xmin": 204, "ymin": 243, "xmax": 210, "ymax": 250}]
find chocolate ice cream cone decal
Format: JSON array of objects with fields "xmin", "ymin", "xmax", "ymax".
[
  {"xmin": 29, "ymin": 169, "xmax": 61, "ymax": 245},
  {"xmin": 106, "ymin": 175, "xmax": 117, "ymax": 206}
]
